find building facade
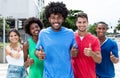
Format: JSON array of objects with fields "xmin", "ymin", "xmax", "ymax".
[
  {"xmin": 0, "ymin": 0, "xmax": 44, "ymax": 41},
  {"xmin": 0, "ymin": 0, "xmax": 45, "ymax": 63},
  {"xmin": 0, "ymin": 0, "xmax": 44, "ymax": 19}
]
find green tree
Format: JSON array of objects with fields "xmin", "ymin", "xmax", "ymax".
[
  {"xmin": 116, "ymin": 18, "xmax": 120, "ymax": 30},
  {"xmin": 0, "ymin": 18, "xmax": 10, "ymax": 35},
  {"xmin": 88, "ymin": 23, "xmax": 97, "ymax": 35}
]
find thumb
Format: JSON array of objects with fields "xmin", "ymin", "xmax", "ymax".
[
  {"xmin": 73, "ymin": 43, "xmax": 77, "ymax": 49},
  {"xmin": 27, "ymin": 55, "xmax": 30, "ymax": 59},
  {"xmin": 89, "ymin": 43, "xmax": 92, "ymax": 49},
  {"xmin": 71, "ymin": 46, "xmax": 74, "ymax": 51},
  {"xmin": 40, "ymin": 46, "xmax": 43, "ymax": 52},
  {"xmin": 110, "ymin": 52, "xmax": 113, "ymax": 56}
]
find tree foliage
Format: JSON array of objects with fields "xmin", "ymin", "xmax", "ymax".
[
  {"xmin": 0, "ymin": 18, "xmax": 10, "ymax": 31},
  {"xmin": 0, "ymin": 18, "xmax": 10, "ymax": 34},
  {"xmin": 88, "ymin": 23, "xmax": 97, "ymax": 35},
  {"xmin": 116, "ymin": 18, "xmax": 120, "ymax": 30}
]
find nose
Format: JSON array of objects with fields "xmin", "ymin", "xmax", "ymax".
[
  {"xmin": 54, "ymin": 18, "xmax": 59, "ymax": 22},
  {"xmin": 100, "ymin": 29, "xmax": 103, "ymax": 32}
]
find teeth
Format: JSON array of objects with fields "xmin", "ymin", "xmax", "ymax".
[
  {"xmin": 54, "ymin": 23, "xmax": 59, "ymax": 25},
  {"xmin": 35, "ymin": 31, "xmax": 38, "ymax": 33}
]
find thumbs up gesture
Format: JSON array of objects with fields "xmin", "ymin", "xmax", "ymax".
[
  {"xmin": 71, "ymin": 45, "xmax": 78, "ymax": 57},
  {"xmin": 24, "ymin": 55, "xmax": 34, "ymax": 67},
  {"xmin": 110, "ymin": 52, "xmax": 118, "ymax": 63},
  {"xmin": 13, "ymin": 52, "xmax": 20, "ymax": 59},
  {"xmin": 84, "ymin": 43, "xmax": 92, "ymax": 57},
  {"xmin": 27, "ymin": 55, "xmax": 34, "ymax": 66},
  {"xmin": 36, "ymin": 46, "xmax": 45, "ymax": 60}
]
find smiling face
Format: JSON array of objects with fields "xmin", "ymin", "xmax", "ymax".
[
  {"xmin": 48, "ymin": 13, "xmax": 64, "ymax": 31},
  {"xmin": 30, "ymin": 23, "xmax": 40, "ymax": 36},
  {"xmin": 96, "ymin": 23, "xmax": 107, "ymax": 37},
  {"xmin": 9, "ymin": 32, "xmax": 20, "ymax": 44},
  {"xmin": 76, "ymin": 17, "xmax": 88, "ymax": 32}
]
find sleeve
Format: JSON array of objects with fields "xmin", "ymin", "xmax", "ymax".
[
  {"xmin": 112, "ymin": 41, "xmax": 119, "ymax": 58},
  {"xmin": 36, "ymin": 31, "xmax": 43, "ymax": 51},
  {"xmin": 92, "ymin": 38, "xmax": 101, "ymax": 52},
  {"xmin": 71, "ymin": 32, "xmax": 78, "ymax": 49}
]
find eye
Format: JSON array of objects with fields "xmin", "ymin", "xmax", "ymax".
[
  {"xmin": 103, "ymin": 28, "xmax": 106, "ymax": 30},
  {"xmin": 78, "ymin": 21, "xmax": 81, "ymax": 23},
  {"xmin": 98, "ymin": 28, "xmax": 101, "ymax": 29},
  {"xmin": 83, "ymin": 21, "xmax": 86, "ymax": 23},
  {"xmin": 50, "ymin": 17, "xmax": 55, "ymax": 20},
  {"xmin": 10, "ymin": 35, "xmax": 13, "ymax": 37}
]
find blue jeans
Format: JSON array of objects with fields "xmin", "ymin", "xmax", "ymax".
[{"xmin": 7, "ymin": 65, "xmax": 27, "ymax": 78}]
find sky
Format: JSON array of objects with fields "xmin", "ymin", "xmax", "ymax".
[{"xmin": 45, "ymin": 0, "xmax": 120, "ymax": 28}]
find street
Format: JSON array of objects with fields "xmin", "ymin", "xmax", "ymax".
[{"xmin": 0, "ymin": 61, "xmax": 120, "ymax": 78}]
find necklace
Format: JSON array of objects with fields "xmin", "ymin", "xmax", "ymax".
[{"xmin": 10, "ymin": 44, "xmax": 21, "ymax": 52}]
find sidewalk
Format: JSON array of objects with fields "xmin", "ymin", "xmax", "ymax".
[
  {"xmin": 114, "ymin": 62, "xmax": 120, "ymax": 78},
  {"xmin": 0, "ymin": 62, "xmax": 120, "ymax": 78},
  {"xmin": 0, "ymin": 63, "xmax": 7, "ymax": 78}
]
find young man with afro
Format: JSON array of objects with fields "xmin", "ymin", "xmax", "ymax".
[{"xmin": 35, "ymin": 2, "xmax": 78, "ymax": 78}]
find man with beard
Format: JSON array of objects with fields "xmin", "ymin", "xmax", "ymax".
[
  {"xmin": 72, "ymin": 13, "xmax": 102, "ymax": 78},
  {"xmin": 35, "ymin": 2, "xmax": 78, "ymax": 78}
]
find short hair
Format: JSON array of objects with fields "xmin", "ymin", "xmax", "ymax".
[
  {"xmin": 8, "ymin": 29, "xmax": 20, "ymax": 37},
  {"xmin": 45, "ymin": 2, "xmax": 69, "ymax": 20},
  {"xmin": 96, "ymin": 21, "xmax": 108, "ymax": 28},
  {"xmin": 75, "ymin": 12, "xmax": 88, "ymax": 22},
  {"xmin": 24, "ymin": 17, "xmax": 44, "ymax": 36}
]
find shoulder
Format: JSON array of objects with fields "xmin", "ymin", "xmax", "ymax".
[
  {"xmin": 62, "ymin": 27, "xmax": 74, "ymax": 34},
  {"xmin": 5, "ymin": 45, "xmax": 11, "ymax": 54},
  {"xmin": 39, "ymin": 27, "xmax": 51, "ymax": 35},
  {"xmin": 5, "ymin": 45, "xmax": 10, "ymax": 50},
  {"xmin": 23, "ymin": 41, "xmax": 29, "ymax": 49},
  {"xmin": 63, "ymin": 27, "xmax": 73, "ymax": 31},
  {"xmin": 41, "ymin": 27, "xmax": 51, "ymax": 32},
  {"xmin": 86, "ymin": 33, "xmax": 100, "ymax": 45},
  {"xmin": 107, "ymin": 38, "xmax": 117, "ymax": 45},
  {"xmin": 87, "ymin": 33, "xmax": 98, "ymax": 40},
  {"xmin": 19, "ymin": 44, "xmax": 23, "ymax": 49}
]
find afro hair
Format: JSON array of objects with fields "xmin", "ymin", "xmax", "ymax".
[
  {"xmin": 24, "ymin": 17, "xmax": 44, "ymax": 36},
  {"xmin": 45, "ymin": 2, "xmax": 69, "ymax": 20}
]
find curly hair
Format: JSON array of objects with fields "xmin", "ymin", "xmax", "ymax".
[
  {"xmin": 24, "ymin": 17, "xmax": 44, "ymax": 36},
  {"xmin": 45, "ymin": 2, "xmax": 69, "ymax": 20}
]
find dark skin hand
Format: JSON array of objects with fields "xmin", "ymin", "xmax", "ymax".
[
  {"xmin": 23, "ymin": 41, "xmax": 34, "ymax": 67},
  {"xmin": 110, "ymin": 52, "xmax": 119, "ymax": 63},
  {"xmin": 71, "ymin": 46, "xmax": 78, "ymax": 57}
]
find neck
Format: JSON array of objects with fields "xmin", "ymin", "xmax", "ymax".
[
  {"xmin": 78, "ymin": 30, "xmax": 87, "ymax": 37},
  {"xmin": 10, "ymin": 43, "xmax": 18, "ymax": 48},
  {"xmin": 51, "ymin": 26, "xmax": 62, "ymax": 32},
  {"xmin": 32, "ymin": 36, "xmax": 38, "ymax": 43},
  {"xmin": 98, "ymin": 36, "xmax": 106, "ymax": 44}
]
